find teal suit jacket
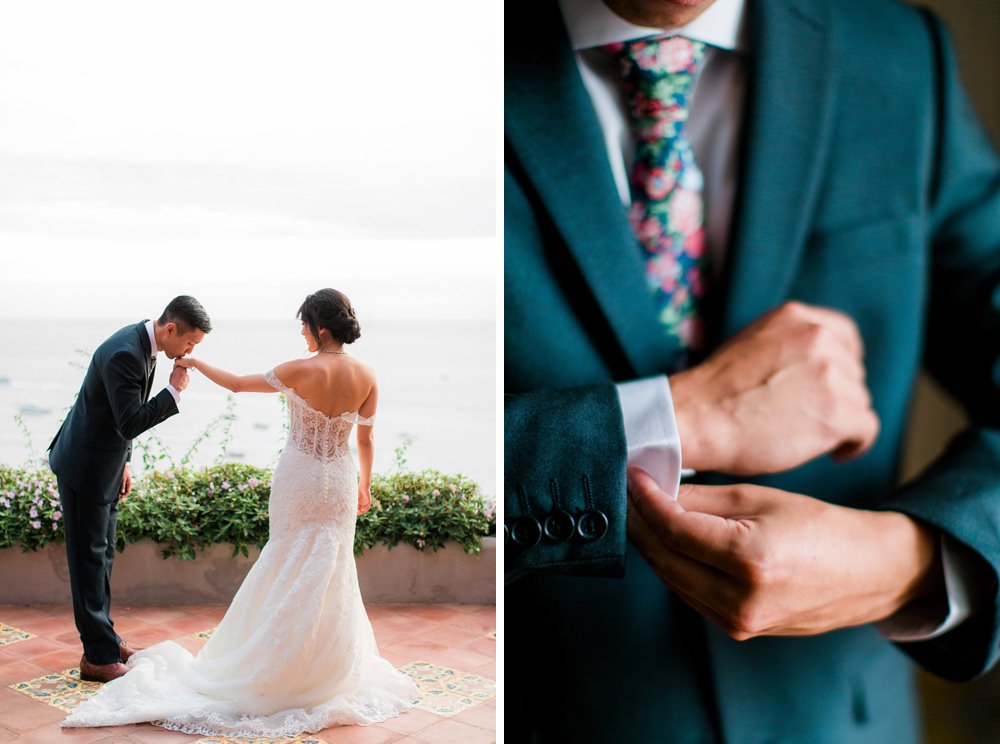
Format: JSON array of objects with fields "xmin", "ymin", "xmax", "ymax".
[{"xmin": 505, "ymin": 0, "xmax": 1000, "ymax": 741}]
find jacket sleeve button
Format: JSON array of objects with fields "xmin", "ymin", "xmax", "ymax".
[
  {"xmin": 511, "ymin": 516, "xmax": 543, "ymax": 548},
  {"xmin": 543, "ymin": 509, "xmax": 576, "ymax": 542},
  {"xmin": 576, "ymin": 510, "xmax": 609, "ymax": 541}
]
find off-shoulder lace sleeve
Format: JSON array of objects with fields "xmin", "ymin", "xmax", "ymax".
[
  {"xmin": 263, "ymin": 369, "xmax": 290, "ymax": 393},
  {"xmin": 338, "ymin": 411, "xmax": 376, "ymax": 425}
]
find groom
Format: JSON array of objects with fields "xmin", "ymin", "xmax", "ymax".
[{"xmin": 48, "ymin": 296, "xmax": 212, "ymax": 683}]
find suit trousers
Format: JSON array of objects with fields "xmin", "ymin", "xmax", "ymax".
[{"xmin": 57, "ymin": 478, "xmax": 122, "ymax": 664}]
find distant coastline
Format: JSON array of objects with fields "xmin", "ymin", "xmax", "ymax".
[{"xmin": 0, "ymin": 317, "xmax": 495, "ymax": 495}]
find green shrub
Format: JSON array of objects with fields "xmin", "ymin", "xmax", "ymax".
[
  {"xmin": 0, "ymin": 463, "xmax": 492, "ymax": 559},
  {"xmin": 360, "ymin": 470, "xmax": 491, "ymax": 555}
]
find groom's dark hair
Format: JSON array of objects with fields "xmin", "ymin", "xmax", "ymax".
[{"xmin": 158, "ymin": 295, "xmax": 212, "ymax": 334}]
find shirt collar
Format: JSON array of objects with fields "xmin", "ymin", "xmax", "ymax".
[
  {"xmin": 558, "ymin": 0, "xmax": 746, "ymax": 52},
  {"xmin": 144, "ymin": 319, "xmax": 158, "ymax": 358}
]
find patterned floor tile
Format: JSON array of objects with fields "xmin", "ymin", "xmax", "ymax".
[
  {"xmin": 400, "ymin": 661, "xmax": 496, "ymax": 716},
  {"xmin": 194, "ymin": 738, "xmax": 325, "ymax": 744},
  {"xmin": 7, "ymin": 667, "xmax": 100, "ymax": 712},
  {"xmin": 0, "ymin": 623, "xmax": 33, "ymax": 646},
  {"xmin": 10, "ymin": 669, "xmax": 326, "ymax": 743}
]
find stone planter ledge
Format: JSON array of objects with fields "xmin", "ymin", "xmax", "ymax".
[{"xmin": 0, "ymin": 537, "xmax": 496, "ymax": 605}]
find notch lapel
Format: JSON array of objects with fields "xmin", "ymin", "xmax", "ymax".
[
  {"xmin": 721, "ymin": 0, "xmax": 836, "ymax": 337},
  {"xmin": 505, "ymin": 1, "xmax": 680, "ymax": 378},
  {"xmin": 135, "ymin": 321, "xmax": 155, "ymax": 395}
]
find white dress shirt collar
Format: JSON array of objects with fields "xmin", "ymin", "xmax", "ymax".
[
  {"xmin": 558, "ymin": 0, "xmax": 745, "ymax": 52},
  {"xmin": 144, "ymin": 320, "xmax": 158, "ymax": 358}
]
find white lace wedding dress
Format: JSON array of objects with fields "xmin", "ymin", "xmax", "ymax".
[{"xmin": 63, "ymin": 369, "xmax": 419, "ymax": 737}]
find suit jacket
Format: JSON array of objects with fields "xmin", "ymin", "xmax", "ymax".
[
  {"xmin": 505, "ymin": 0, "xmax": 1000, "ymax": 741},
  {"xmin": 49, "ymin": 321, "xmax": 178, "ymax": 504}
]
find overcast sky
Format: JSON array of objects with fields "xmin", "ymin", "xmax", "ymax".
[{"xmin": 0, "ymin": 1, "xmax": 496, "ymax": 321}]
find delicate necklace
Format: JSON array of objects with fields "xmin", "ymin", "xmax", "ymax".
[{"xmin": 319, "ymin": 349, "xmax": 347, "ymax": 355}]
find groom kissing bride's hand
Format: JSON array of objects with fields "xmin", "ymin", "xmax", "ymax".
[{"xmin": 170, "ymin": 357, "xmax": 191, "ymax": 392}]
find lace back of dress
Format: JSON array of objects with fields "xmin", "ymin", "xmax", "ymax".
[{"xmin": 264, "ymin": 369, "xmax": 373, "ymax": 462}]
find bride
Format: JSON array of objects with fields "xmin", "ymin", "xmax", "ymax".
[{"xmin": 62, "ymin": 288, "xmax": 419, "ymax": 737}]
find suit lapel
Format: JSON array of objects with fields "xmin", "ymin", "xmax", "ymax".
[
  {"xmin": 136, "ymin": 322, "xmax": 155, "ymax": 396},
  {"xmin": 506, "ymin": 1, "xmax": 680, "ymax": 378},
  {"xmin": 720, "ymin": 0, "xmax": 836, "ymax": 337}
]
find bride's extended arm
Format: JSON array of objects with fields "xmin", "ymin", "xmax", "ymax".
[
  {"xmin": 356, "ymin": 381, "xmax": 378, "ymax": 515},
  {"xmin": 175, "ymin": 358, "xmax": 276, "ymax": 393}
]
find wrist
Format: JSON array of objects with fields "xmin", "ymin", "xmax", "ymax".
[
  {"xmin": 869, "ymin": 510, "xmax": 942, "ymax": 619},
  {"xmin": 670, "ymin": 368, "xmax": 724, "ymax": 472}
]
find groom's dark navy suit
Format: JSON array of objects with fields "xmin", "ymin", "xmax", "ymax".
[
  {"xmin": 49, "ymin": 321, "xmax": 178, "ymax": 663},
  {"xmin": 506, "ymin": 0, "xmax": 1000, "ymax": 741}
]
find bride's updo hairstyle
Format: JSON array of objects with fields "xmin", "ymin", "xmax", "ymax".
[{"xmin": 297, "ymin": 288, "xmax": 361, "ymax": 345}]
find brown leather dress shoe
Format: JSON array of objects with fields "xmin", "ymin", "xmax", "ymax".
[
  {"xmin": 79, "ymin": 655, "xmax": 129, "ymax": 683},
  {"xmin": 118, "ymin": 640, "xmax": 142, "ymax": 662}
]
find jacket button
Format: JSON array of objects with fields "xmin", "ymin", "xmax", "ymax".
[
  {"xmin": 510, "ymin": 516, "xmax": 542, "ymax": 548},
  {"xmin": 544, "ymin": 510, "xmax": 575, "ymax": 542},
  {"xmin": 576, "ymin": 510, "xmax": 609, "ymax": 541}
]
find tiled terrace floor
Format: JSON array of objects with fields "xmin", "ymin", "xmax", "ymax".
[{"xmin": 0, "ymin": 604, "xmax": 496, "ymax": 744}]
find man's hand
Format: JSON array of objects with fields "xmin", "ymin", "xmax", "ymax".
[
  {"xmin": 626, "ymin": 467, "xmax": 942, "ymax": 640},
  {"xmin": 169, "ymin": 363, "xmax": 190, "ymax": 393},
  {"xmin": 670, "ymin": 301, "xmax": 880, "ymax": 475},
  {"xmin": 120, "ymin": 464, "xmax": 132, "ymax": 500}
]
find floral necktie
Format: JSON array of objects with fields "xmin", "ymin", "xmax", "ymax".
[{"xmin": 604, "ymin": 36, "xmax": 709, "ymax": 355}]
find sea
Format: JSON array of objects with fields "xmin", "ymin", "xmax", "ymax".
[{"xmin": 0, "ymin": 317, "xmax": 496, "ymax": 497}]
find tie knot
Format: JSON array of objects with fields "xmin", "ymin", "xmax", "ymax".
[
  {"xmin": 603, "ymin": 35, "xmax": 705, "ymax": 78},
  {"xmin": 603, "ymin": 36, "xmax": 705, "ymax": 139}
]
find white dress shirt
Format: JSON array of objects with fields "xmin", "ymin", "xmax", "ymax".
[
  {"xmin": 145, "ymin": 320, "xmax": 181, "ymax": 407},
  {"xmin": 557, "ymin": 0, "xmax": 970, "ymax": 640}
]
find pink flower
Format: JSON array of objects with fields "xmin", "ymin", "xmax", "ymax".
[
  {"xmin": 669, "ymin": 189, "xmax": 702, "ymax": 234},
  {"xmin": 29, "ymin": 506, "xmax": 38, "ymax": 518},
  {"xmin": 52, "ymin": 522, "xmax": 59, "ymax": 531},
  {"xmin": 631, "ymin": 91, "xmax": 664, "ymax": 119},
  {"xmin": 52, "ymin": 510, "xmax": 62, "ymax": 521},
  {"xmin": 633, "ymin": 43, "xmax": 661, "ymax": 71},
  {"xmin": 635, "ymin": 217, "xmax": 662, "ymax": 245},
  {"xmin": 402, "ymin": 495, "xmax": 410, "ymax": 504},
  {"xmin": 684, "ymin": 229, "xmax": 705, "ymax": 259},
  {"xmin": 416, "ymin": 538, "xmax": 426, "ymax": 549},
  {"xmin": 643, "ymin": 168, "xmax": 675, "ymax": 201},
  {"xmin": 431, "ymin": 489, "xmax": 440, "ymax": 497},
  {"xmin": 657, "ymin": 37, "xmax": 695, "ymax": 73},
  {"xmin": 646, "ymin": 255, "xmax": 681, "ymax": 294},
  {"xmin": 30, "ymin": 520, "xmax": 41, "ymax": 530},
  {"xmin": 644, "ymin": 117, "xmax": 680, "ymax": 140}
]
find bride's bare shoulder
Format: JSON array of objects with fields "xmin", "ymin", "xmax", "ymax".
[
  {"xmin": 271, "ymin": 358, "xmax": 311, "ymax": 385},
  {"xmin": 349, "ymin": 356, "xmax": 376, "ymax": 380}
]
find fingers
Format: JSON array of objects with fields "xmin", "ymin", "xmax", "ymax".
[
  {"xmin": 627, "ymin": 468, "xmax": 746, "ymax": 574},
  {"xmin": 830, "ymin": 407, "xmax": 881, "ymax": 461},
  {"xmin": 627, "ymin": 488, "xmax": 741, "ymax": 631},
  {"xmin": 818, "ymin": 364, "xmax": 881, "ymax": 457},
  {"xmin": 777, "ymin": 301, "xmax": 865, "ymax": 361}
]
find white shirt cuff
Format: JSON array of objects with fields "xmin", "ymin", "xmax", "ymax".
[
  {"xmin": 615, "ymin": 376, "xmax": 682, "ymax": 499},
  {"xmin": 165, "ymin": 384, "xmax": 181, "ymax": 407},
  {"xmin": 878, "ymin": 533, "xmax": 974, "ymax": 642}
]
